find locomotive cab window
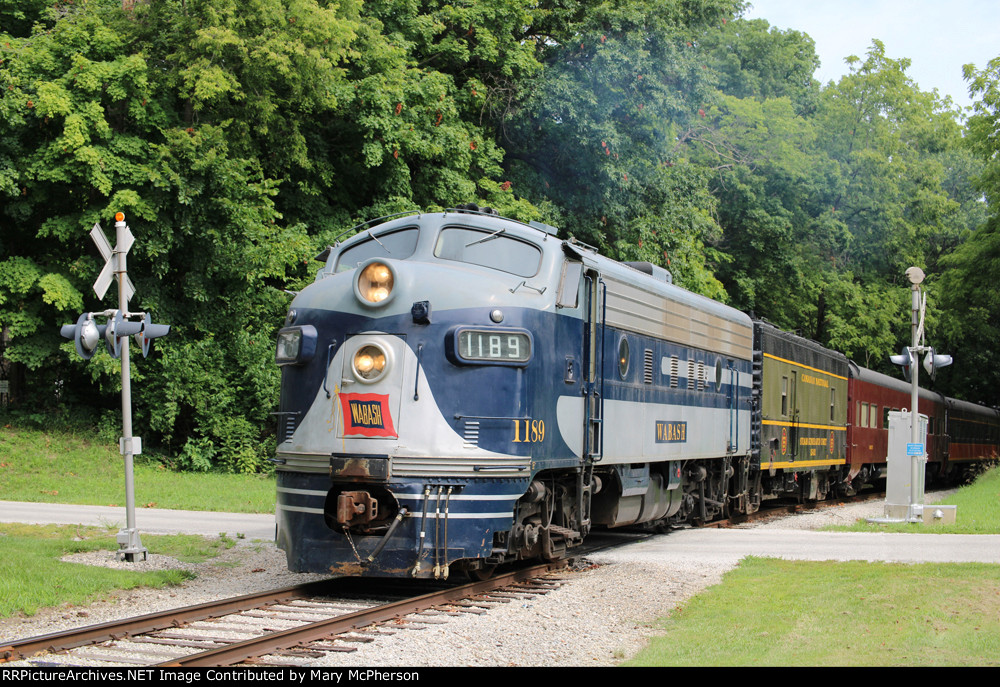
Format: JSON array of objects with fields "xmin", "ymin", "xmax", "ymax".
[
  {"xmin": 434, "ymin": 227, "xmax": 541, "ymax": 277},
  {"xmin": 336, "ymin": 228, "xmax": 419, "ymax": 272},
  {"xmin": 557, "ymin": 260, "xmax": 584, "ymax": 309}
]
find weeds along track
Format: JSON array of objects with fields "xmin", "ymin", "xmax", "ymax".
[{"xmin": 1, "ymin": 564, "xmax": 566, "ymax": 667}]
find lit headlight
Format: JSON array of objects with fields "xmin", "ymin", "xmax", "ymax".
[
  {"xmin": 357, "ymin": 261, "xmax": 395, "ymax": 305},
  {"xmin": 275, "ymin": 325, "xmax": 317, "ymax": 366},
  {"xmin": 353, "ymin": 345, "xmax": 388, "ymax": 382}
]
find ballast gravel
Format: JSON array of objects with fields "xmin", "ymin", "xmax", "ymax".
[{"xmin": 0, "ymin": 494, "xmax": 953, "ymax": 667}]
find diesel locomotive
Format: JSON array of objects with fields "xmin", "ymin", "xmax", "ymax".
[{"xmin": 272, "ymin": 206, "xmax": 998, "ymax": 578}]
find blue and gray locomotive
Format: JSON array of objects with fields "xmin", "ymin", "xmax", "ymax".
[{"xmin": 273, "ymin": 206, "xmax": 754, "ymax": 577}]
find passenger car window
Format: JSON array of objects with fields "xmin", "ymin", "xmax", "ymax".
[
  {"xmin": 336, "ymin": 228, "xmax": 420, "ymax": 272},
  {"xmin": 434, "ymin": 227, "xmax": 541, "ymax": 277}
]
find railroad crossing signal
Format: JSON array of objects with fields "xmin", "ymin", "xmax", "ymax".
[
  {"xmin": 56, "ymin": 212, "xmax": 171, "ymax": 563},
  {"xmin": 91, "ymin": 215, "xmax": 135, "ymax": 303}
]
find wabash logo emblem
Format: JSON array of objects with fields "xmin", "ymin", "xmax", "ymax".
[
  {"xmin": 339, "ymin": 393, "xmax": 396, "ymax": 438},
  {"xmin": 655, "ymin": 421, "xmax": 687, "ymax": 443}
]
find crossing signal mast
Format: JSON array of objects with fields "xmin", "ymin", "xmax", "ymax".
[
  {"xmin": 877, "ymin": 266, "xmax": 955, "ymax": 524},
  {"xmin": 59, "ymin": 213, "xmax": 170, "ymax": 562}
]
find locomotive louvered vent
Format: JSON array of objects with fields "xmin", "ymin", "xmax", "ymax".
[
  {"xmin": 282, "ymin": 413, "xmax": 301, "ymax": 442},
  {"xmin": 644, "ymin": 349, "xmax": 654, "ymax": 384},
  {"xmin": 463, "ymin": 421, "xmax": 480, "ymax": 448},
  {"xmin": 688, "ymin": 360, "xmax": 696, "ymax": 390},
  {"xmin": 698, "ymin": 362, "xmax": 706, "ymax": 391},
  {"xmin": 670, "ymin": 356, "xmax": 679, "ymax": 388}
]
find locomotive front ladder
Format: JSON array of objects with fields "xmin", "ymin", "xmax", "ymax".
[{"xmin": 583, "ymin": 272, "xmax": 605, "ymax": 463}]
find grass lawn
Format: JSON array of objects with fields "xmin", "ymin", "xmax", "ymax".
[
  {"xmin": 0, "ymin": 425, "xmax": 275, "ymax": 513},
  {"xmin": 626, "ymin": 465, "xmax": 1000, "ymax": 667},
  {"xmin": 832, "ymin": 465, "xmax": 1000, "ymax": 534},
  {"xmin": 626, "ymin": 557, "xmax": 1000, "ymax": 667},
  {"xmin": 0, "ymin": 523, "xmax": 238, "ymax": 617}
]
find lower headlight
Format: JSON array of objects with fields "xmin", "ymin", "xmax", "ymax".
[{"xmin": 353, "ymin": 345, "xmax": 388, "ymax": 382}]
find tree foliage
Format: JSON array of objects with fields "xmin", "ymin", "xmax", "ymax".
[
  {"xmin": 933, "ymin": 57, "xmax": 1000, "ymax": 404},
  {"xmin": 1, "ymin": 1, "xmax": 995, "ymax": 469}
]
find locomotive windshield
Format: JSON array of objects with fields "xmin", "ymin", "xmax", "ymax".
[
  {"xmin": 433, "ymin": 226, "xmax": 541, "ymax": 277},
  {"xmin": 336, "ymin": 228, "xmax": 419, "ymax": 272}
]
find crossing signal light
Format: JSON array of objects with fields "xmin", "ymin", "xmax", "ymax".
[
  {"xmin": 922, "ymin": 348, "xmax": 952, "ymax": 381},
  {"xmin": 60, "ymin": 313, "xmax": 106, "ymax": 360},
  {"xmin": 134, "ymin": 312, "xmax": 170, "ymax": 358},
  {"xmin": 60, "ymin": 311, "xmax": 170, "ymax": 359},
  {"xmin": 889, "ymin": 346, "xmax": 914, "ymax": 382},
  {"xmin": 105, "ymin": 311, "xmax": 143, "ymax": 358}
]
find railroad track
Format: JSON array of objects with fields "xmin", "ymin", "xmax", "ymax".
[
  {"xmin": 1, "ymin": 563, "xmax": 566, "ymax": 667},
  {"xmin": 705, "ymin": 489, "xmax": 886, "ymax": 528}
]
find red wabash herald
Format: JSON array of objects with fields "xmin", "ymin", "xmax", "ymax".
[{"xmin": 339, "ymin": 393, "xmax": 397, "ymax": 438}]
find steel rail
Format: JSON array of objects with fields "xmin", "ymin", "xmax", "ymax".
[
  {"xmin": 157, "ymin": 563, "xmax": 563, "ymax": 667},
  {"xmin": 0, "ymin": 579, "xmax": 335, "ymax": 663}
]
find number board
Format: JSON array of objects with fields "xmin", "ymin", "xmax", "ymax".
[{"xmin": 452, "ymin": 328, "xmax": 533, "ymax": 365}]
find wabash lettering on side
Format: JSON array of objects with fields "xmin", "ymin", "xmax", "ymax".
[{"xmin": 339, "ymin": 393, "xmax": 397, "ymax": 437}]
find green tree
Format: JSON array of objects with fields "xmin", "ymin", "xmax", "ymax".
[
  {"xmin": 0, "ymin": 2, "xmax": 319, "ymax": 468},
  {"xmin": 0, "ymin": 0, "xmax": 547, "ymax": 468},
  {"xmin": 699, "ymin": 17, "xmax": 820, "ymax": 114},
  {"xmin": 934, "ymin": 57, "xmax": 1000, "ymax": 405},
  {"xmin": 698, "ymin": 36, "xmax": 976, "ymax": 373},
  {"xmin": 500, "ymin": 0, "xmax": 744, "ymax": 298}
]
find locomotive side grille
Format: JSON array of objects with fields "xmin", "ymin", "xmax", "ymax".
[
  {"xmin": 274, "ymin": 451, "xmax": 330, "ymax": 473},
  {"xmin": 688, "ymin": 360, "xmax": 696, "ymax": 389},
  {"xmin": 463, "ymin": 421, "xmax": 480, "ymax": 448},
  {"xmin": 273, "ymin": 411, "xmax": 302, "ymax": 443},
  {"xmin": 698, "ymin": 361, "xmax": 706, "ymax": 391},
  {"xmin": 392, "ymin": 455, "xmax": 530, "ymax": 478},
  {"xmin": 670, "ymin": 356, "xmax": 679, "ymax": 388},
  {"xmin": 643, "ymin": 349, "xmax": 654, "ymax": 384}
]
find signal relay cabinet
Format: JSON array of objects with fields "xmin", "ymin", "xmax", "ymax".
[
  {"xmin": 883, "ymin": 411, "xmax": 956, "ymax": 523},
  {"xmin": 884, "ymin": 410, "xmax": 927, "ymax": 520}
]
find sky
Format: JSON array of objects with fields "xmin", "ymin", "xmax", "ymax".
[{"xmin": 741, "ymin": 0, "xmax": 1000, "ymax": 111}]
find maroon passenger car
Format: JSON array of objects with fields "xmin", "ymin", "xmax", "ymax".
[{"xmin": 847, "ymin": 362, "xmax": 998, "ymax": 483}]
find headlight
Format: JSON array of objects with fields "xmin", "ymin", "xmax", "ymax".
[
  {"xmin": 275, "ymin": 325, "xmax": 317, "ymax": 366},
  {"xmin": 353, "ymin": 344, "xmax": 388, "ymax": 382},
  {"xmin": 357, "ymin": 261, "xmax": 394, "ymax": 305}
]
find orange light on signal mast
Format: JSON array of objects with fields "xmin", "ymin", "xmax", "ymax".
[{"xmin": 115, "ymin": 212, "xmax": 125, "ymax": 222}]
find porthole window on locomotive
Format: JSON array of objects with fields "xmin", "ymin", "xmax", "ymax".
[
  {"xmin": 618, "ymin": 337, "xmax": 630, "ymax": 379},
  {"xmin": 714, "ymin": 358, "xmax": 724, "ymax": 391}
]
